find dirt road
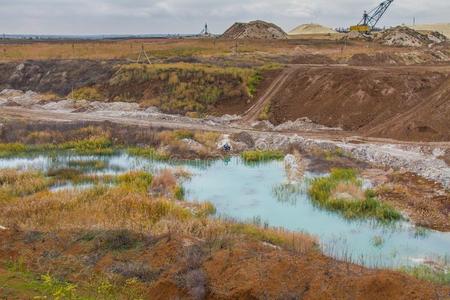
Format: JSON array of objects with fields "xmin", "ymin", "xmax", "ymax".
[
  {"xmin": 1, "ymin": 106, "xmax": 449, "ymax": 148},
  {"xmin": 241, "ymin": 65, "xmax": 297, "ymax": 123}
]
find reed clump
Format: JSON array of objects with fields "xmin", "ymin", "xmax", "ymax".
[
  {"xmin": 0, "ymin": 169, "xmax": 49, "ymax": 200},
  {"xmin": 308, "ymin": 168, "xmax": 402, "ymax": 222},
  {"xmin": 241, "ymin": 150, "xmax": 284, "ymax": 163}
]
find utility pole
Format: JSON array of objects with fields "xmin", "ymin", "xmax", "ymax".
[{"xmin": 136, "ymin": 44, "xmax": 152, "ymax": 64}]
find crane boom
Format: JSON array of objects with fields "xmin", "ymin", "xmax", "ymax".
[{"xmin": 350, "ymin": 0, "xmax": 394, "ymax": 32}]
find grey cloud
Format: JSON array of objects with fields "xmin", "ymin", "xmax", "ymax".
[{"xmin": 0, "ymin": 0, "xmax": 448, "ymax": 34}]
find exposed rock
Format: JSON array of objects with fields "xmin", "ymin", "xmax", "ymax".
[
  {"xmin": 251, "ymin": 120, "xmax": 274, "ymax": 131},
  {"xmin": 221, "ymin": 20, "xmax": 287, "ymax": 40},
  {"xmin": 41, "ymin": 99, "xmax": 78, "ymax": 111},
  {"xmin": 231, "ymin": 132, "xmax": 254, "ymax": 148},
  {"xmin": 0, "ymin": 89, "xmax": 42, "ymax": 107},
  {"xmin": 284, "ymin": 152, "xmax": 305, "ymax": 183},
  {"xmin": 181, "ymin": 138, "xmax": 206, "ymax": 152},
  {"xmin": 374, "ymin": 26, "xmax": 447, "ymax": 47},
  {"xmin": 86, "ymin": 101, "xmax": 140, "ymax": 112},
  {"xmin": 274, "ymin": 117, "xmax": 341, "ymax": 132},
  {"xmin": 250, "ymin": 132, "xmax": 450, "ymax": 189}
]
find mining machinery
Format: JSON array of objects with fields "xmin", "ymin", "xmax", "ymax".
[{"xmin": 350, "ymin": 0, "xmax": 394, "ymax": 32}]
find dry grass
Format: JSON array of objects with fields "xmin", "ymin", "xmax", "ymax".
[
  {"xmin": 0, "ymin": 168, "xmax": 317, "ymax": 254},
  {"xmin": 331, "ymin": 181, "xmax": 365, "ymax": 201},
  {"xmin": 0, "ymin": 39, "xmax": 298, "ymax": 62},
  {"xmin": 0, "ymin": 186, "xmax": 190, "ymax": 232},
  {"xmin": 0, "ymin": 169, "xmax": 49, "ymax": 200},
  {"xmin": 71, "ymin": 86, "xmax": 104, "ymax": 101},
  {"xmin": 193, "ymin": 131, "xmax": 220, "ymax": 149}
]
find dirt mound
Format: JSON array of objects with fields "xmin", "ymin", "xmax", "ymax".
[
  {"xmin": 375, "ymin": 26, "xmax": 447, "ymax": 47},
  {"xmin": 0, "ymin": 60, "xmax": 119, "ymax": 95},
  {"xmin": 221, "ymin": 20, "xmax": 287, "ymax": 40},
  {"xmin": 409, "ymin": 23, "xmax": 450, "ymax": 38},
  {"xmin": 2, "ymin": 230, "xmax": 448, "ymax": 299},
  {"xmin": 289, "ymin": 23, "xmax": 336, "ymax": 35},
  {"xmin": 267, "ymin": 66, "xmax": 450, "ymax": 141},
  {"xmin": 347, "ymin": 50, "xmax": 449, "ymax": 66}
]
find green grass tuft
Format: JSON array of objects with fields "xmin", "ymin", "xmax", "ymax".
[
  {"xmin": 126, "ymin": 147, "xmax": 168, "ymax": 160},
  {"xmin": 116, "ymin": 171, "xmax": 153, "ymax": 193},
  {"xmin": 401, "ymin": 264, "xmax": 450, "ymax": 285},
  {"xmin": 241, "ymin": 150, "xmax": 284, "ymax": 163},
  {"xmin": 308, "ymin": 168, "xmax": 402, "ymax": 222}
]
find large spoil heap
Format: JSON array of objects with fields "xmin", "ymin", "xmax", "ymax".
[
  {"xmin": 374, "ymin": 26, "xmax": 447, "ymax": 47},
  {"xmin": 289, "ymin": 23, "xmax": 336, "ymax": 35},
  {"xmin": 221, "ymin": 20, "xmax": 287, "ymax": 40}
]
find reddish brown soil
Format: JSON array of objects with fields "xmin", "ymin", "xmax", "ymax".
[
  {"xmin": 377, "ymin": 172, "xmax": 450, "ymax": 231},
  {"xmin": 268, "ymin": 65, "xmax": 450, "ymax": 141},
  {"xmin": 1, "ymin": 230, "xmax": 448, "ymax": 299},
  {"xmin": 212, "ymin": 69, "xmax": 282, "ymax": 116}
]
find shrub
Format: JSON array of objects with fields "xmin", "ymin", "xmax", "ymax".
[
  {"xmin": 247, "ymin": 71, "xmax": 263, "ymax": 97},
  {"xmin": 71, "ymin": 86, "xmax": 104, "ymax": 101},
  {"xmin": 241, "ymin": 150, "xmax": 284, "ymax": 163},
  {"xmin": 258, "ymin": 102, "xmax": 271, "ymax": 120}
]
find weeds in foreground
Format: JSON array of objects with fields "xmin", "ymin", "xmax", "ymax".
[
  {"xmin": 241, "ymin": 150, "xmax": 284, "ymax": 163},
  {"xmin": 2, "ymin": 259, "xmax": 147, "ymax": 299},
  {"xmin": 41, "ymin": 273, "xmax": 78, "ymax": 300},
  {"xmin": 400, "ymin": 264, "xmax": 450, "ymax": 285},
  {"xmin": 308, "ymin": 168, "xmax": 402, "ymax": 222}
]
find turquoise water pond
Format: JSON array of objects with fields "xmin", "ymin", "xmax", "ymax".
[{"xmin": 1, "ymin": 153, "xmax": 449, "ymax": 268}]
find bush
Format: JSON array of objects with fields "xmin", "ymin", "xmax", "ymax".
[
  {"xmin": 258, "ymin": 102, "xmax": 271, "ymax": 120},
  {"xmin": 71, "ymin": 86, "xmax": 104, "ymax": 101},
  {"xmin": 247, "ymin": 71, "xmax": 263, "ymax": 97},
  {"xmin": 241, "ymin": 150, "xmax": 284, "ymax": 163}
]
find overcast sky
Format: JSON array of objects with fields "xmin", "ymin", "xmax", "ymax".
[{"xmin": 0, "ymin": 0, "xmax": 448, "ymax": 35}]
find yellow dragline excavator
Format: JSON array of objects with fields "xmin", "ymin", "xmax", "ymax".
[{"xmin": 350, "ymin": 0, "xmax": 394, "ymax": 33}]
